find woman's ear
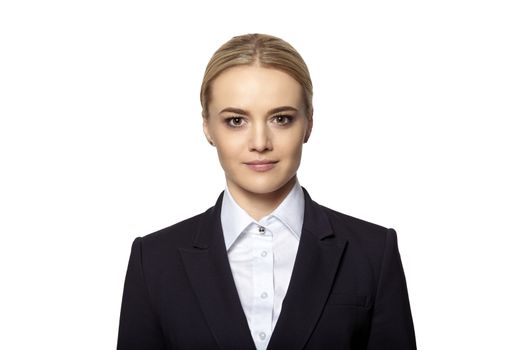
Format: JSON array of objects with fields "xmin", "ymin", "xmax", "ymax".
[{"xmin": 202, "ymin": 118, "xmax": 215, "ymax": 146}]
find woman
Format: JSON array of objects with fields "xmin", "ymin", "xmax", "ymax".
[{"xmin": 117, "ymin": 33, "xmax": 416, "ymax": 350}]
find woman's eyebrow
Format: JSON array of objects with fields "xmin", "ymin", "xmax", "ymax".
[
  {"xmin": 268, "ymin": 106, "xmax": 298, "ymax": 115},
  {"xmin": 219, "ymin": 107, "xmax": 247, "ymax": 115},
  {"xmin": 219, "ymin": 106, "xmax": 299, "ymax": 116}
]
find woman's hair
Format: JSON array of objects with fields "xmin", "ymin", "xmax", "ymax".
[{"xmin": 200, "ymin": 33, "xmax": 313, "ymax": 119}]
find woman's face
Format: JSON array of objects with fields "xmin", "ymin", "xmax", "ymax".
[{"xmin": 204, "ymin": 65, "xmax": 312, "ymax": 197}]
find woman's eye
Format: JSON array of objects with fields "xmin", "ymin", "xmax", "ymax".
[
  {"xmin": 273, "ymin": 115, "xmax": 293, "ymax": 126},
  {"xmin": 226, "ymin": 117, "xmax": 246, "ymax": 128}
]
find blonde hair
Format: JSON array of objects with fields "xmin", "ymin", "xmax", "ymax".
[{"xmin": 200, "ymin": 33, "xmax": 313, "ymax": 119}]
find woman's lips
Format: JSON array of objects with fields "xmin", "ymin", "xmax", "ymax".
[{"xmin": 244, "ymin": 160, "xmax": 278, "ymax": 172}]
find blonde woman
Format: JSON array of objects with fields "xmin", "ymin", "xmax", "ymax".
[{"xmin": 117, "ymin": 33, "xmax": 416, "ymax": 350}]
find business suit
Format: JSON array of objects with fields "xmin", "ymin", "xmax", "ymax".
[{"xmin": 117, "ymin": 188, "xmax": 416, "ymax": 349}]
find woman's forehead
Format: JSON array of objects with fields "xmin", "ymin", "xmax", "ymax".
[{"xmin": 209, "ymin": 65, "xmax": 303, "ymax": 112}]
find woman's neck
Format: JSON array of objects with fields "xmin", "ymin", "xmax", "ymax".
[{"xmin": 226, "ymin": 176, "xmax": 297, "ymax": 221}]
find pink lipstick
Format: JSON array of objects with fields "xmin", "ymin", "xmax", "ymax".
[{"xmin": 244, "ymin": 160, "xmax": 278, "ymax": 172}]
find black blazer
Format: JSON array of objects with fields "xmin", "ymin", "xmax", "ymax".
[{"xmin": 117, "ymin": 188, "xmax": 416, "ymax": 349}]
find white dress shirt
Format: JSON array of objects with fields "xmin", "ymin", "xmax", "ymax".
[{"xmin": 220, "ymin": 180, "xmax": 305, "ymax": 350}]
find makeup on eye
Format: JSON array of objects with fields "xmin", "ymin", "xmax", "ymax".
[
  {"xmin": 224, "ymin": 116, "xmax": 247, "ymax": 128},
  {"xmin": 223, "ymin": 114, "xmax": 295, "ymax": 128},
  {"xmin": 271, "ymin": 114, "xmax": 294, "ymax": 126}
]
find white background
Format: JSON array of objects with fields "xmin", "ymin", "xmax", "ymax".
[{"xmin": 1, "ymin": 0, "xmax": 524, "ymax": 349}]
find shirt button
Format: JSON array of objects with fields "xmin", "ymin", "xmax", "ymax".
[
  {"xmin": 259, "ymin": 332, "xmax": 266, "ymax": 340},
  {"xmin": 258, "ymin": 226, "xmax": 265, "ymax": 234},
  {"xmin": 261, "ymin": 292, "xmax": 268, "ymax": 299},
  {"xmin": 260, "ymin": 250, "xmax": 267, "ymax": 257}
]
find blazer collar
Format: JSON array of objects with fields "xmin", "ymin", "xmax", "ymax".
[
  {"xmin": 192, "ymin": 186, "xmax": 330, "ymax": 247},
  {"xmin": 179, "ymin": 191, "xmax": 256, "ymax": 350},
  {"xmin": 179, "ymin": 187, "xmax": 347, "ymax": 350}
]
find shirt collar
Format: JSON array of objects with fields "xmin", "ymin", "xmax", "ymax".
[{"xmin": 220, "ymin": 179, "xmax": 305, "ymax": 250}]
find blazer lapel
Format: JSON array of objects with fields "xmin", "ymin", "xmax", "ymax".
[
  {"xmin": 268, "ymin": 188, "xmax": 348, "ymax": 349},
  {"xmin": 178, "ymin": 193, "xmax": 256, "ymax": 350}
]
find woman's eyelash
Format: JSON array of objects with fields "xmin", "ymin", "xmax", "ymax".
[
  {"xmin": 224, "ymin": 114, "xmax": 294, "ymax": 128},
  {"xmin": 224, "ymin": 116, "xmax": 246, "ymax": 128},
  {"xmin": 272, "ymin": 114, "xmax": 294, "ymax": 125}
]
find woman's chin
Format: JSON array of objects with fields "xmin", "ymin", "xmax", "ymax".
[{"xmin": 229, "ymin": 175, "xmax": 296, "ymax": 197}]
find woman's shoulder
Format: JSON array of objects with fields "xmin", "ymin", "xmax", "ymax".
[
  {"xmin": 313, "ymin": 202, "xmax": 400, "ymax": 268},
  {"xmin": 315, "ymin": 201, "xmax": 396, "ymax": 246},
  {"xmin": 302, "ymin": 187, "xmax": 393, "ymax": 241}
]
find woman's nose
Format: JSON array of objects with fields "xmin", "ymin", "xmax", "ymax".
[{"xmin": 249, "ymin": 122, "xmax": 273, "ymax": 152}]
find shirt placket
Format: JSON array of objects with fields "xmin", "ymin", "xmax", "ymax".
[{"xmin": 250, "ymin": 224, "xmax": 274, "ymax": 349}]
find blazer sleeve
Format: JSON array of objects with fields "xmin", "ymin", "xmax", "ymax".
[
  {"xmin": 117, "ymin": 237, "xmax": 166, "ymax": 350},
  {"xmin": 366, "ymin": 229, "xmax": 417, "ymax": 350}
]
